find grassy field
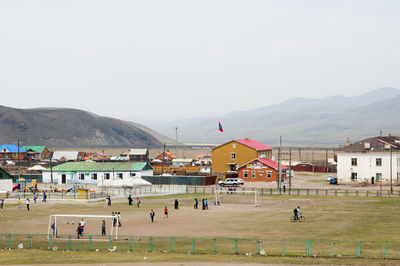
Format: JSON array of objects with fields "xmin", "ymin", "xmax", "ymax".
[{"xmin": 0, "ymin": 193, "xmax": 399, "ymax": 264}]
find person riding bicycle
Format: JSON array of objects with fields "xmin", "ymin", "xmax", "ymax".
[{"xmin": 293, "ymin": 206, "xmax": 300, "ymax": 220}]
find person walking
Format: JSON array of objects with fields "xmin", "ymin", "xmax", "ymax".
[
  {"xmin": 164, "ymin": 206, "xmax": 168, "ymax": 218},
  {"xmin": 33, "ymin": 193, "xmax": 37, "ymax": 204},
  {"xmin": 112, "ymin": 212, "xmax": 116, "ymax": 227},
  {"xmin": 117, "ymin": 212, "xmax": 121, "ymax": 227},
  {"xmin": 107, "ymin": 196, "xmax": 112, "ymax": 206},
  {"xmin": 205, "ymin": 199, "xmax": 208, "ymax": 210},
  {"xmin": 150, "ymin": 209, "xmax": 155, "ymax": 223},
  {"xmin": 0, "ymin": 198, "xmax": 4, "ymax": 210},
  {"xmin": 128, "ymin": 195, "xmax": 133, "ymax": 206},
  {"xmin": 174, "ymin": 199, "xmax": 179, "ymax": 210},
  {"xmin": 42, "ymin": 191, "xmax": 47, "ymax": 202},
  {"xmin": 201, "ymin": 199, "xmax": 205, "ymax": 210},
  {"xmin": 136, "ymin": 197, "xmax": 141, "ymax": 207},
  {"xmin": 101, "ymin": 220, "xmax": 106, "ymax": 236},
  {"xmin": 17, "ymin": 198, "xmax": 22, "ymax": 209},
  {"xmin": 80, "ymin": 218, "xmax": 86, "ymax": 232},
  {"xmin": 77, "ymin": 225, "xmax": 83, "ymax": 239},
  {"xmin": 26, "ymin": 198, "xmax": 30, "ymax": 211}
]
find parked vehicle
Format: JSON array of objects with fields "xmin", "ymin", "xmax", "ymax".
[
  {"xmin": 328, "ymin": 176, "xmax": 338, "ymax": 184},
  {"xmin": 217, "ymin": 178, "xmax": 245, "ymax": 187}
]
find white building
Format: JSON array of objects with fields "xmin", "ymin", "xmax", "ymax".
[
  {"xmin": 337, "ymin": 136, "xmax": 400, "ymax": 183},
  {"xmin": 42, "ymin": 161, "xmax": 153, "ymax": 186}
]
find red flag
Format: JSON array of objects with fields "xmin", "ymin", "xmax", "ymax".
[{"xmin": 218, "ymin": 122, "xmax": 223, "ymax": 132}]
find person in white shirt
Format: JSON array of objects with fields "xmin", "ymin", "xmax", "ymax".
[{"xmin": 26, "ymin": 198, "xmax": 30, "ymax": 211}]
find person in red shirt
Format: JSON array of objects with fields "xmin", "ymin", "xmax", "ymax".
[{"xmin": 164, "ymin": 206, "xmax": 168, "ymax": 218}]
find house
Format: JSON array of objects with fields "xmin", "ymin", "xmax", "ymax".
[
  {"xmin": 52, "ymin": 151, "xmax": 83, "ymax": 162},
  {"xmin": 129, "ymin": 149, "xmax": 149, "ymax": 162},
  {"xmin": 83, "ymin": 152, "xmax": 107, "ymax": 161},
  {"xmin": 237, "ymin": 158, "xmax": 287, "ymax": 182},
  {"xmin": 23, "ymin": 146, "xmax": 50, "ymax": 161},
  {"xmin": 337, "ymin": 135, "xmax": 400, "ymax": 183},
  {"xmin": 154, "ymin": 151, "xmax": 176, "ymax": 163},
  {"xmin": 42, "ymin": 161, "xmax": 154, "ymax": 185},
  {"xmin": 212, "ymin": 138, "xmax": 273, "ymax": 177},
  {"xmin": 172, "ymin": 158, "xmax": 194, "ymax": 167},
  {"xmin": 0, "ymin": 145, "xmax": 26, "ymax": 160}
]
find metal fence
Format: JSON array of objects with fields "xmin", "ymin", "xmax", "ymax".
[
  {"xmin": 187, "ymin": 186, "xmax": 400, "ymax": 198},
  {"xmin": 0, "ymin": 234, "xmax": 398, "ymax": 260}
]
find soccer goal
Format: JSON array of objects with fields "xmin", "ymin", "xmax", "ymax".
[
  {"xmin": 215, "ymin": 190, "xmax": 260, "ymax": 207},
  {"xmin": 47, "ymin": 214, "xmax": 119, "ymax": 240}
]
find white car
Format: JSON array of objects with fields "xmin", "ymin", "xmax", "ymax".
[{"xmin": 218, "ymin": 178, "xmax": 245, "ymax": 187}]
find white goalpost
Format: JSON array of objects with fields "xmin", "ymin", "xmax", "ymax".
[
  {"xmin": 48, "ymin": 214, "xmax": 119, "ymax": 240},
  {"xmin": 215, "ymin": 190, "xmax": 260, "ymax": 207}
]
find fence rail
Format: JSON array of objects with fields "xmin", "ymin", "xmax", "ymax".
[
  {"xmin": 0, "ymin": 233, "xmax": 398, "ymax": 259},
  {"xmin": 186, "ymin": 186, "xmax": 400, "ymax": 198}
]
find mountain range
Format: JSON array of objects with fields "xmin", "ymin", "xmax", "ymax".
[
  {"xmin": 0, "ymin": 106, "xmax": 165, "ymax": 147},
  {"xmin": 150, "ymin": 87, "xmax": 400, "ymax": 145}
]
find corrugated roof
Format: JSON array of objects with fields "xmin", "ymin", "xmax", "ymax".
[
  {"xmin": 43, "ymin": 161, "xmax": 153, "ymax": 172},
  {"xmin": 238, "ymin": 157, "xmax": 288, "ymax": 170},
  {"xmin": 0, "ymin": 145, "xmax": 25, "ymax": 153},
  {"xmin": 235, "ymin": 139, "xmax": 273, "ymax": 151},
  {"xmin": 52, "ymin": 151, "xmax": 79, "ymax": 161},
  {"xmin": 337, "ymin": 136, "xmax": 400, "ymax": 153},
  {"xmin": 130, "ymin": 149, "xmax": 148, "ymax": 155},
  {"xmin": 23, "ymin": 146, "xmax": 47, "ymax": 153}
]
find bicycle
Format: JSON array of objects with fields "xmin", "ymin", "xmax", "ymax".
[{"xmin": 290, "ymin": 212, "xmax": 305, "ymax": 222}]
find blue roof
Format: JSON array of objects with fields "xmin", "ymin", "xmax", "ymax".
[{"xmin": 0, "ymin": 144, "xmax": 26, "ymax": 153}]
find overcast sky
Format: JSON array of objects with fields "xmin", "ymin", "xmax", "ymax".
[{"xmin": 1, "ymin": 0, "xmax": 399, "ymax": 123}]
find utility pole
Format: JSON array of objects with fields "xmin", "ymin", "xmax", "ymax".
[
  {"xmin": 161, "ymin": 142, "xmax": 166, "ymax": 186},
  {"xmin": 325, "ymin": 148, "xmax": 328, "ymax": 173},
  {"xmin": 278, "ymin": 136, "xmax": 282, "ymax": 190},
  {"xmin": 289, "ymin": 147, "xmax": 292, "ymax": 192},
  {"xmin": 50, "ymin": 156, "xmax": 53, "ymax": 184},
  {"xmin": 298, "ymin": 148, "xmax": 301, "ymax": 162},
  {"xmin": 390, "ymin": 147, "xmax": 393, "ymax": 195},
  {"xmin": 175, "ymin": 127, "xmax": 178, "ymax": 155}
]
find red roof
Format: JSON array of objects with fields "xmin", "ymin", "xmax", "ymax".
[
  {"xmin": 258, "ymin": 158, "xmax": 288, "ymax": 170},
  {"xmin": 235, "ymin": 138, "xmax": 273, "ymax": 151}
]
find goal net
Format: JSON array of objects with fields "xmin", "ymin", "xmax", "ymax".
[
  {"xmin": 215, "ymin": 190, "xmax": 260, "ymax": 207},
  {"xmin": 47, "ymin": 214, "xmax": 119, "ymax": 240}
]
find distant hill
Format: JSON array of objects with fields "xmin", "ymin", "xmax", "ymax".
[
  {"xmin": 0, "ymin": 106, "xmax": 163, "ymax": 147},
  {"xmin": 149, "ymin": 87, "xmax": 400, "ymax": 145}
]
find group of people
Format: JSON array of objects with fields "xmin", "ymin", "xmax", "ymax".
[
  {"xmin": 193, "ymin": 198, "xmax": 208, "ymax": 210},
  {"xmin": 104, "ymin": 196, "xmax": 112, "ymax": 207},
  {"xmin": 112, "ymin": 212, "xmax": 122, "ymax": 227},
  {"xmin": 128, "ymin": 195, "xmax": 141, "ymax": 207}
]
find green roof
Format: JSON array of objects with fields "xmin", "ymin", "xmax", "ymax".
[
  {"xmin": 43, "ymin": 162, "xmax": 153, "ymax": 172},
  {"xmin": 23, "ymin": 146, "xmax": 47, "ymax": 153}
]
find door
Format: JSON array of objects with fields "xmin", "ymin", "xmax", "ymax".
[{"xmin": 61, "ymin": 174, "xmax": 66, "ymax": 184}]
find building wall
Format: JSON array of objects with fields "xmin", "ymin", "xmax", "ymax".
[
  {"xmin": 238, "ymin": 165, "xmax": 285, "ymax": 182},
  {"xmin": 337, "ymin": 152, "xmax": 400, "ymax": 183},
  {"xmin": 212, "ymin": 141, "xmax": 272, "ymax": 176},
  {"xmin": 0, "ymin": 152, "xmax": 27, "ymax": 160}
]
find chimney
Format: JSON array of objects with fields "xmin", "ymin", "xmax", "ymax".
[
  {"xmin": 388, "ymin": 133, "xmax": 392, "ymax": 137},
  {"xmin": 364, "ymin": 142, "xmax": 370, "ymax": 149}
]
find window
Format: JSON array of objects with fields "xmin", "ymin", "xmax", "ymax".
[
  {"xmin": 104, "ymin": 173, "xmax": 110, "ymax": 180},
  {"xmin": 243, "ymin": 171, "xmax": 248, "ymax": 178},
  {"xmin": 117, "ymin": 173, "xmax": 123, "ymax": 179},
  {"xmin": 351, "ymin": 173, "xmax": 357, "ymax": 180},
  {"xmin": 259, "ymin": 152, "xmax": 266, "ymax": 158},
  {"xmin": 232, "ymin": 144, "xmax": 236, "ymax": 149},
  {"xmin": 79, "ymin": 173, "xmax": 85, "ymax": 180},
  {"xmin": 130, "ymin": 172, "xmax": 136, "ymax": 177},
  {"xmin": 230, "ymin": 153, "xmax": 236, "ymax": 160},
  {"xmin": 251, "ymin": 171, "xmax": 256, "ymax": 178},
  {"xmin": 267, "ymin": 171, "xmax": 272, "ymax": 179},
  {"xmin": 376, "ymin": 158, "xmax": 382, "ymax": 166},
  {"xmin": 376, "ymin": 173, "xmax": 382, "ymax": 181},
  {"xmin": 91, "ymin": 173, "xmax": 97, "ymax": 180},
  {"xmin": 351, "ymin": 158, "xmax": 357, "ymax": 166}
]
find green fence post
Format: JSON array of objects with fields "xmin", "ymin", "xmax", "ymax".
[
  {"xmin": 366, "ymin": 191, "xmax": 369, "ymax": 197},
  {"xmin": 234, "ymin": 239, "xmax": 238, "ymax": 254},
  {"xmin": 345, "ymin": 190, "xmax": 348, "ymax": 196},
  {"xmin": 213, "ymin": 238, "xmax": 217, "ymax": 254},
  {"xmin": 28, "ymin": 234, "xmax": 32, "ymax": 249},
  {"xmin": 170, "ymin": 237, "xmax": 174, "ymax": 253},
  {"xmin": 194, "ymin": 187, "xmax": 197, "ymax": 193},
  {"xmin": 149, "ymin": 237, "xmax": 154, "ymax": 252},
  {"xmin": 203, "ymin": 187, "xmax": 205, "ymax": 194},
  {"xmin": 108, "ymin": 235, "xmax": 112, "ymax": 250},
  {"xmin": 307, "ymin": 189, "xmax": 309, "ymax": 196},
  {"xmin": 89, "ymin": 235, "xmax": 93, "ymax": 251},
  {"xmin": 335, "ymin": 190, "xmax": 337, "ymax": 196},
  {"xmin": 212, "ymin": 187, "xmax": 214, "ymax": 194},
  {"xmin": 376, "ymin": 190, "xmax": 379, "ymax": 197},
  {"xmin": 381, "ymin": 242, "xmax": 387, "ymax": 259},
  {"xmin": 326, "ymin": 189, "xmax": 328, "ymax": 196},
  {"xmin": 330, "ymin": 241, "xmax": 336, "ymax": 257},
  {"xmin": 270, "ymin": 188, "xmax": 272, "ymax": 195},
  {"xmin": 306, "ymin": 240, "xmax": 311, "ymax": 256},
  {"xmin": 398, "ymin": 191, "xmax": 400, "ymax": 197},
  {"xmin": 356, "ymin": 191, "xmax": 359, "ymax": 196},
  {"xmin": 192, "ymin": 238, "xmax": 195, "ymax": 254},
  {"xmin": 281, "ymin": 240, "xmax": 286, "ymax": 256},
  {"xmin": 48, "ymin": 234, "xmax": 52, "ymax": 249},
  {"xmin": 8, "ymin": 234, "xmax": 12, "ymax": 249},
  {"xmin": 68, "ymin": 235, "xmax": 72, "ymax": 251},
  {"xmin": 298, "ymin": 189, "xmax": 300, "ymax": 195},
  {"xmin": 388, "ymin": 191, "xmax": 390, "ymax": 197},
  {"xmin": 256, "ymin": 240, "xmax": 261, "ymax": 254},
  {"xmin": 355, "ymin": 241, "xmax": 361, "ymax": 258},
  {"xmin": 261, "ymin": 188, "xmax": 264, "ymax": 195}
]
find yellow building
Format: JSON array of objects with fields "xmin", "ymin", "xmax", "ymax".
[{"xmin": 212, "ymin": 138, "xmax": 273, "ymax": 177}]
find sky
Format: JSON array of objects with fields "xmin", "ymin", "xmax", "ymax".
[{"xmin": 1, "ymin": 0, "xmax": 399, "ymax": 124}]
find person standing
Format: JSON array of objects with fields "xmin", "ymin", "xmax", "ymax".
[
  {"xmin": 136, "ymin": 197, "xmax": 141, "ymax": 207},
  {"xmin": 77, "ymin": 225, "xmax": 83, "ymax": 239},
  {"xmin": 174, "ymin": 199, "xmax": 179, "ymax": 210},
  {"xmin": 205, "ymin": 199, "xmax": 208, "ymax": 210},
  {"xmin": 80, "ymin": 218, "xmax": 86, "ymax": 232},
  {"xmin": 112, "ymin": 212, "xmax": 116, "ymax": 227},
  {"xmin": 0, "ymin": 198, "xmax": 4, "ymax": 210},
  {"xmin": 128, "ymin": 195, "xmax": 133, "ymax": 206},
  {"xmin": 164, "ymin": 206, "xmax": 168, "ymax": 218},
  {"xmin": 42, "ymin": 191, "xmax": 47, "ymax": 202},
  {"xmin": 17, "ymin": 198, "xmax": 22, "ymax": 209},
  {"xmin": 33, "ymin": 193, "xmax": 37, "ymax": 204},
  {"xmin": 101, "ymin": 220, "xmax": 106, "ymax": 236},
  {"xmin": 51, "ymin": 222, "xmax": 57, "ymax": 237},
  {"xmin": 107, "ymin": 196, "xmax": 112, "ymax": 206},
  {"xmin": 117, "ymin": 212, "xmax": 121, "ymax": 227},
  {"xmin": 26, "ymin": 198, "xmax": 30, "ymax": 211},
  {"xmin": 150, "ymin": 209, "xmax": 155, "ymax": 223}
]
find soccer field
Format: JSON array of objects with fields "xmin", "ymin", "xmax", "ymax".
[{"xmin": 0, "ymin": 193, "xmax": 399, "ymax": 264}]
